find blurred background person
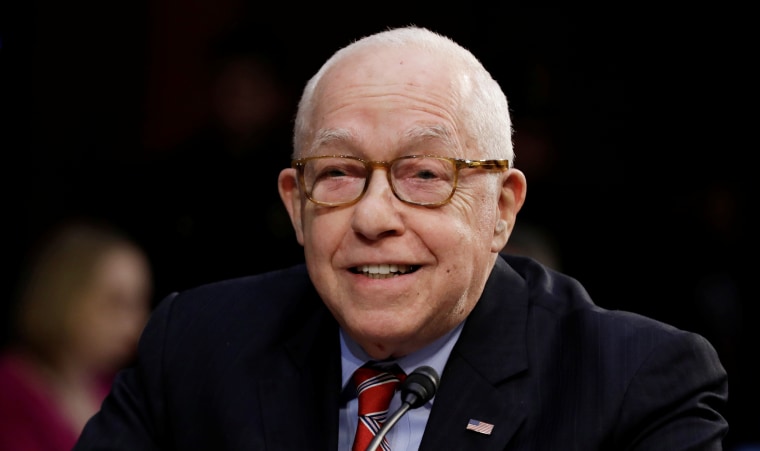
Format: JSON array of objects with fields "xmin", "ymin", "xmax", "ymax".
[{"xmin": 0, "ymin": 217, "xmax": 153, "ymax": 451}]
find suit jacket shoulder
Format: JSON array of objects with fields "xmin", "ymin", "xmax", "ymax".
[
  {"xmin": 420, "ymin": 255, "xmax": 728, "ymax": 450},
  {"xmin": 76, "ymin": 264, "xmax": 343, "ymax": 451}
]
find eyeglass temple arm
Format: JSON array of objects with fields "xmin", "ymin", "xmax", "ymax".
[{"xmin": 462, "ymin": 159, "xmax": 511, "ymax": 170}]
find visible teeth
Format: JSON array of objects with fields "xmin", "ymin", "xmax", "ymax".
[{"xmin": 359, "ymin": 264, "xmax": 412, "ymax": 278}]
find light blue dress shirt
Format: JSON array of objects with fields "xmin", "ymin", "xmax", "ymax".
[{"xmin": 338, "ymin": 321, "xmax": 464, "ymax": 450}]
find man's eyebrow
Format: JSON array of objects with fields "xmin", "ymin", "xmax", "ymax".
[
  {"xmin": 312, "ymin": 128, "xmax": 355, "ymax": 150},
  {"xmin": 309, "ymin": 124, "xmax": 456, "ymax": 153},
  {"xmin": 403, "ymin": 124, "xmax": 456, "ymax": 148}
]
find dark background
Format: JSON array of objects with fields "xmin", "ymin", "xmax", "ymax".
[{"xmin": 1, "ymin": 2, "xmax": 755, "ymax": 448}]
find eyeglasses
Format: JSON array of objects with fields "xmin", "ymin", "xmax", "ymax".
[{"xmin": 292, "ymin": 155, "xmax": 510, "ymax": 207}]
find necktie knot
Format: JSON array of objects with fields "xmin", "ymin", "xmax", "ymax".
[{"xmin": 352, "ymin": 364, "xmax": 406, "ymax": 451}]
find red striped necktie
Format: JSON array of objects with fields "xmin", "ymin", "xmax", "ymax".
[{"xmin": 352, "ymin": 365, "xmax": 406, "ymax": 451}]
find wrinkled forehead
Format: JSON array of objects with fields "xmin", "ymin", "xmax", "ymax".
[{"xmin": 294, "ymin": 44, "xmax": 479, "ymax": 160}]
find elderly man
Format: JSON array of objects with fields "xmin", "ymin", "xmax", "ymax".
[{"xmin": 74, "ymin": 26, "xmax": 728, "ymax": 450}]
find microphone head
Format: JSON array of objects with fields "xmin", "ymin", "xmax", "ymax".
[{"xmin": 400, "ymin": 365, "xmax": 440, "ymax": 409}]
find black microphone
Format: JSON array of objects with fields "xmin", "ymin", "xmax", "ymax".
[{"xmin": 364, "ymin": 365, "xmax": 440, "ymax": 451}]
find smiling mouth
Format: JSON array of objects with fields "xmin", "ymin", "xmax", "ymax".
[{"xmin": 350, "ymin": 264, "xmax": 421, "ymax": 279}]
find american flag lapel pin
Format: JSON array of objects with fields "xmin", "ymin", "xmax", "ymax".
[{"xmin": 466, "ymin": 418, "xmax": 494, "ymax": 435}]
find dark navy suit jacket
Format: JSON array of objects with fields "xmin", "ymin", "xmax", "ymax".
[{"xmin": 73, "ymin": 255, "xmax": 728, "ymax": 450}]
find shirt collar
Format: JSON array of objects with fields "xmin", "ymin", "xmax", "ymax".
[{"xmin": 339, "ymin": 321, "xmax": 465, "ymax": 394}]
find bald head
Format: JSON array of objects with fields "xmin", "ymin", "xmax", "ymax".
[{"xmin": 293, "ymin": 26, "xmax": 514, "ymax": 162}]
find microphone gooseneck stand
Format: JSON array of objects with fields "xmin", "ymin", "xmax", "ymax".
[{"xmin": 364, "ymin": 366, "xmax": 440, "ymax": 451}]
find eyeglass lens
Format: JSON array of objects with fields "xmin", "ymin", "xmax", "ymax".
[{"xmin": 303, "ymin": 156, "xmax": 456, "ymax": 205}]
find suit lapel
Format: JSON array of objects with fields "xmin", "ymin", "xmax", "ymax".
[
  {"xmin": 421, "ymin": 257, "xmax": 530, "ymax": 450},
  {"xmin": 257, "ymin": 257, "xmax": 529, "ymax": 450},
  {"xmin": 258, "ymin": 293, "xmax": 342, "ymax": 450}
]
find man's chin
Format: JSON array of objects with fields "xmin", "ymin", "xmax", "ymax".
[{"xmin": 350, "ymin": 322, "xmax": 425, "ymax": 359}]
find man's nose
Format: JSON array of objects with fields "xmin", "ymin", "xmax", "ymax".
[{"xmin": 350, "ymin": 168, "xmax": 405, "ymax": 240}]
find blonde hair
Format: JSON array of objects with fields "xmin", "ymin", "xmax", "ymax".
[
  {"xmin": 293, "ymin": 25, "xmax": 514, "ymax": 162},
  {"xmin": 11, "ymin": 218, "xmax": 148, "ymax": 363}
]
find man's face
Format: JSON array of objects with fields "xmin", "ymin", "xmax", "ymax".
[{"xmin": 280, "ymin": 46, "xmax": 525, "ymax": 359}]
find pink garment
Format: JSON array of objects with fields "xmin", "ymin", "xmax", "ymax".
[{"xmin": 0, "ymin": 350, "xmax": 111, "ymax": 451}]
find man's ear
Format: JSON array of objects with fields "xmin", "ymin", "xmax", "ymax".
[
  {"xmin": 492, "ymin": 168, "xmax": 527, "ymax": 252},
  {"xmin": 278, "ymin": 167, "xmax": 305, "ymax": 245}
]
